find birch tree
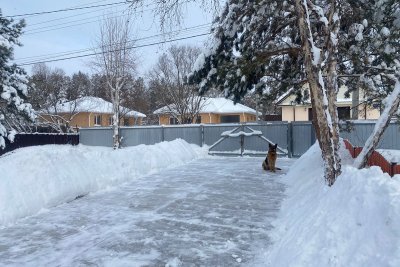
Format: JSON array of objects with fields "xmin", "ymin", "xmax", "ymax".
[{"xmin": 93, "ymin": 13, "xmax": 137, "ymax": 149}]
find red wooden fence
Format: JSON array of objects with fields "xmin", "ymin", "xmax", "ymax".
[{"xmin": 343, "ymin": 139, "xmax": 400, "ymax": 177}]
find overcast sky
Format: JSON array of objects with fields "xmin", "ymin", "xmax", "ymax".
[{"xmin": 1, "ymin": 0, "xmax": 216, "ymax": 77}]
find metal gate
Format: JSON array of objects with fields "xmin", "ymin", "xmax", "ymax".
[{"xmin": 208, "ymin": 124, "xmax": 288, "ymax": 157}]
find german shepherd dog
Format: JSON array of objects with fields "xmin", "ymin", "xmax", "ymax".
[{"xmin": 262, "ymin": 143, "xmax": 281, "ymax": 172}]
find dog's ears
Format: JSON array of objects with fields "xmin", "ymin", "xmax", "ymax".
[{"xmin": 269, "ymin": 143, "xmax": 278, "ymax": 149}]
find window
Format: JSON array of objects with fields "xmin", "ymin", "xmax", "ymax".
[
  {"xmin": 338, "ymin": 107, "xmax": 351, "ymax": 120},
  {"xmin": 108, "ymin": 116, "xmax": 114, "ymax": 126},
  {"xmin": 170, "ymin": 117, "xmax": 179, "ymax": 125},
  {"xmin": 182, "ymin": 117, "xmax": 192, "ymax": 124},
  {"xmin": 308, "ymin": 108, "xmax": 313, "ymax": 121},
  {"xmin": 124, "ymin": 118, "xmax": 130, "ymax": 126},
  {"xmin": 196, "ymin": 116, "xmax": 201, "ymax": 124},
  {"xmin": 220, "ymin": 115, "xmax": 240, "ymax": 123},
  {"xmin": 94, "ymin": 115, "xmax": 102, "ymax": 126}
]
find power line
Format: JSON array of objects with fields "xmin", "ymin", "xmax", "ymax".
[
  {"xmin": 24, "ymin": 11, "xmax": 131, "ymax": 35},
  {"xmin": 6, "ymin": 1, "xmax": 129, "ymax": 18},
  {"xmin": 24, "ymin": 5, "xmax": 163, "ymax": 35},
  {"xmin": 26, "ymin": 1, "xmax": 159, "ymax": 28},
  {"xmin": 17, "ymin": 32, "xmax": 210, "ymax": 66},
  {"xmin": 15, "ymin": 23, "xmax": 212, "ymax": 62},
  {"xmin": 26, "ymin": 3, "xmax": 128, "ymax": 27}
]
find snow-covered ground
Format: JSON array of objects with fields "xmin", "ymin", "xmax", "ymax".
[
  {"xmin": 253, "ymin": 141, "xmax": 400, "ymax": 267},
  {"xmin": 0, "ymin": 139, "xmax": 206, "ymax": 226},
  {"xmin": 0, "ymin": 154, "xmax": 294, "ymax": 266},
  {"xmin": 2, "ymin": 139, "xmax": 398, "ymax": 266}
]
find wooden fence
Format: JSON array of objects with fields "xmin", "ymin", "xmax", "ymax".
[
  {"xmin": 344, "ymin": 139, "xmax": 400, "ymax": 177},
  {"xmin": 0, "ymin": 133, "xmax": 79, "ymax": 156}
]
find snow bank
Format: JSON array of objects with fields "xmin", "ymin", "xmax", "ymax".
[
  {"xmin": 253, "ymin": 141, "xmax": 400, "ymax": 267},
  {"xmin": 0, "ymin": 139, "xmax": 207, "ymax": 226}
]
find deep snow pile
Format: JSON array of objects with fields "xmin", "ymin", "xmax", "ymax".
[
  {"xmin": 0, "ymin": 139, "xmax": 207, "ymax": 226},
  {"xmin": 254, "ymin": 142, "xmax": 400, "ymax": 267}
]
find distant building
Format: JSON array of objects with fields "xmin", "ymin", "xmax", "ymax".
[
  {"xmin": 154, "ymin": 97, "xmax": 257, "ymax": 125},
  {"xmin": 40, "ymin": 96, "xmax": 146, "ymax": 129},
  {"xmin": 276, "ymin": 85, "xmax": 381, "ymax": 122}
]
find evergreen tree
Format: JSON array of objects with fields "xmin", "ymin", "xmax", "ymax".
[
  {"xmin": 190, "ymin": 0, "xmax": 400, "ymax": 185},
  {"xmin": 0, "ymin": 10, "xmax": 35, "ymax": 148}
]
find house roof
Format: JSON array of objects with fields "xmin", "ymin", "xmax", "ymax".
[
  {"xmin": 45, "ymin": 96, "xmax": 146, "ymax": 118},
  {"xmin": 275, "ymin": 89, "xmax": 294, "ymax": 105},
  {"xmin": 153, "ymin": 97, "xmax": 257, "ymax": 115}
]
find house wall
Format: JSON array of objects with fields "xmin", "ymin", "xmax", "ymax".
[
  {"xmin": 278, "ymin": 84, "xmax": 382, "ymax": 121},
  {"xmin": 200, "ymin": 113, "xmax": 219, "ymax": 123},
  {"xmin": 71, "ymin": 113, "xmax": 92, "ymax": 127},
  {"xmin": 39, "ymin": 113, "xmax": 91, "ymax": 128},
  {"xmin": 281, "ymin": 103, "xmax": 380, "ymax": 122},
  {"xmin": 41, "ymin": 112, "xmax": 141, "ymax": 129},
  {"xmin": 159, "ymin": 115, "xmax": 170, "ymax": 125},
  {"xmin": 357, "ymin": 104, "xmax": 380, "ymax": 120},
  {"xmin": 281, "ymin": 106, "xmax": 310, "ymax": 122},
  {"xmin": 157, "ymin": 113, "xmax": 256, "ymax": 125}
]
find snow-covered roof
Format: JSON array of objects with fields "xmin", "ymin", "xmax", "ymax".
[
  {"xmin": 274, "ymin": 89, "xmax": 294, "ymax": 105},
  {"xmin": 153, "ymin": 97, "xmax": 257, "ymax": 115},
  {"xmin": 45, "ymin": 96, "xmax": 146, "ymax": 118}
]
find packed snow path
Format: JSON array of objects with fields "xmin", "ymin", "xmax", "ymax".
[{"xmin": 0, "ymin": 157, "xmax": 294, "ymax": 266}]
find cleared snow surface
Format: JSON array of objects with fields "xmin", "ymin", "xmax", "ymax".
[
  {"xmin": 253, "ymin": 141, "xmax": 400, "ymax": 267},
  {"xmin": 0, "ymin": 140, "xmax": 205, "ymax": 226},
  {"xmin": 0, "ymin": 145, "xmax": 294, "ymax": 266}
]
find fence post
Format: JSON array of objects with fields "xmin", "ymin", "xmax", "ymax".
[
  {"xmin": 310, "ymin": 122, "xmax": 316, "ymax": 145},
  {"xmin": 240, "ymin": 124, "xmax": 245, "ymax": 156},
  {"xmin": 391, "ymin": 162, "xmax": 397, "ymax": 177},
  {"xmin": 200, "ymin": 124, "xmax": 204, "ymax": 147},
  {"xmin": 240, "ymin": 135, "xmax": 244, "ymax": 157},
  {"xmin": 161, "ymin": 126, "xmax": 165, "ymax": 142},
  {"xmin": 287, "ymin": 122, "xmax": 293, "ymax": 158}
]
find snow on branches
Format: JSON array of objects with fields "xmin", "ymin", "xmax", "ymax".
[
  {"xmin": 190, "ymin": 0, "xmax": 400, "ymax": 184},
  {"xmin": 189, "ymin": 0, "xmax": 303, "ymax": 104}
]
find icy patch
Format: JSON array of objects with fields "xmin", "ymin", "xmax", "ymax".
[
  {"xmin": 0, "ymin": 157, "xmax": 295, "ymax": 265},
  {"xmin": 165, "ymin": 257, "xmax": 182, "ymax": 267}
]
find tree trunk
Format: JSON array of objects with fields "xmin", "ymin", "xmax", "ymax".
[
  {"xmin": 351, "ymin": 87, "xmax": 359, "ymax": 119},
  {"xmin": 354, "ymin": 78, "xmax": 400, "ymax": 168},
  {"xmin": 113, "ymin": 89, "xmax": 120, "ymax": 149},
  {"xmin": 295, "ymin": 0, "xmax": 341, "ymax": 186}
]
